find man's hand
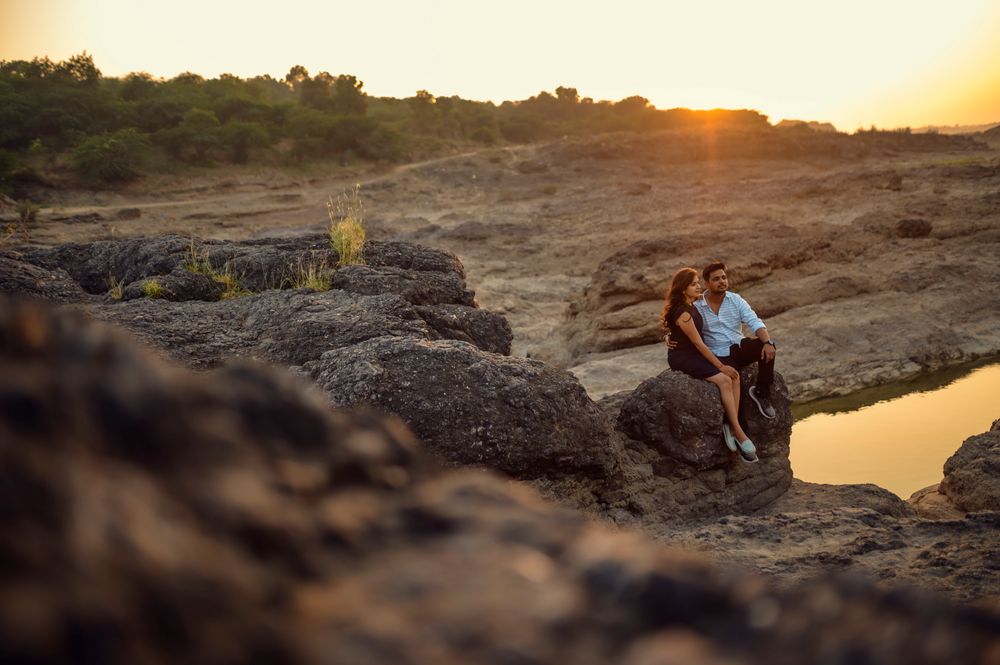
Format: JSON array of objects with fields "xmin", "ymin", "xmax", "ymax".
[
  {"xmin": 663, "ymin": 332, "xmax": 678, "ymax": 351},
  {"xmin": 720, "ymin": 365, "xmax": 739, "ymax": 380},
  {"xmin": 761, "ymin": 343, "xmax": 776, "ymax": 362}
]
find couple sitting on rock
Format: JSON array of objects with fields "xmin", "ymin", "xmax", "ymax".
[{"xmin": 661, "ymin": 261, "xmax": 777, "ymax": 464}]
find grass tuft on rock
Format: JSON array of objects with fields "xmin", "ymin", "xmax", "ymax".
[
  {"xmin": 184, "ymin": 238, "xmax": 251, "ymax": 299},
  {"xmin": 291, "ymin": 259, "xmax": 333, "ymax": 291},
  {"xmin": 106, "ymin": 273, "xmax": 125, "ymax": 300},
  {"xmin": 327, "ymin": 185, "xmax": 366, "ymax": 267},
  {"xmin": 142, "ymin": 278, "xmax": 164, "ymax": 299}
]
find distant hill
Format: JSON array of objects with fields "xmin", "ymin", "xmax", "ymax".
[
  {"xmin": 775, "ymin": 119, "xmax": 838, "ymax": 133},
  {"xmin": 913, "ymin": 122, "xmax": 1000, "ymax": 135}
]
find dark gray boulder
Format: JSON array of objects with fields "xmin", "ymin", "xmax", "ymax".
[
  {"xmin": 572, "ymin": 366, "xmax": 795, "ymax": 521},
  {"xmin": 121, "ymin": 265, "xmax": 226, "ymax": 302},
  {"xmin": 90, "ymin": 289, "xmax": 432, "ymax": 368},
  {"xmin": 0, "ymin": 253, "xmax": 85, "ymax": 302},
  {"xmin": 332, "ymin": 263, "xmax": 475, "ymax": 306},
  {"xmin": 414, "ymin": 303, "xmax": 513, "ymax": 355},
  {"xmin": 23, "ymin": 235, "xmax": 193, "ymax": 293},
  {"xmin": 939, "ymin": 424, "xmax": 1000, "ymax": 512},
  {"xmin": 301, "ymin": 335, "xmax": 622, "ymax": 479},
  {"xmin": 618, "ymin": 368, "xmax": 792, "ymax": 471}
]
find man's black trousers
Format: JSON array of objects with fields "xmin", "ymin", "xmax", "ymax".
[{"xmin": 718, "ymin": 337, "xmax": 775, "ymax": 398}]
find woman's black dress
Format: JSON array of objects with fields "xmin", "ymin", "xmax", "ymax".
[{"xmin": 666, "ymin": 302, "xmax": 721, "ymax": 379}]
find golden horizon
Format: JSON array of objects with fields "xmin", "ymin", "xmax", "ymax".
[{"xmin": 2, "ymin": 0, "xmax": 999, "ymax": 131}]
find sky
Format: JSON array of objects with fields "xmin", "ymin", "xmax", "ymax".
[{"xmin": 2, "ymin": 0, "xmax": 999, "ymax": 131}]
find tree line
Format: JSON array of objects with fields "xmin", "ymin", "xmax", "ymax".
[{"xmin": 0, "ymin": 52, "xmax": 770, "ymax": 186}]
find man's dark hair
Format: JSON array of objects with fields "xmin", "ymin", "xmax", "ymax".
[{"xmin": 702, "ymin": 261, "xmax": 727, "ymax": 281}]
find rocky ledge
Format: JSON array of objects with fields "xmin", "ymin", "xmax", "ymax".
[{"xmin": 1, "ymin": 300, "xmax": 998, "ymax": 664}]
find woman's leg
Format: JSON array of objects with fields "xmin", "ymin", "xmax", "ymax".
[
  {"xmin": 706, "ymin": 374, "xmax": 749, "ymax": 442},
  {"xmin": 730, "ymin": 371, "xmax": 741, "ymax": 422}
]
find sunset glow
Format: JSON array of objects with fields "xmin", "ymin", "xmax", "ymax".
[{"xmin": 2, "ymin": 0, "xmax": 998, "ymax": 130}]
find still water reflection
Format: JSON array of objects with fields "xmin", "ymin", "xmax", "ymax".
[{"xmin": 789, "ymin": 361, "xmax": 1000, "ymax": 499}]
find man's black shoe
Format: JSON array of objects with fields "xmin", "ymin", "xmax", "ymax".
[{"xmin": 748, "ymin": 386, "xmax": 776, "ymax": 419}]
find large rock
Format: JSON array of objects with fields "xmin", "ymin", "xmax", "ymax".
[
  {"xmin": 0, "ymin": 253, "xmax": 84, "ymax": 302},
  {"xmin": 301, "ymin": 335, "xmax": 622, "ymax": 480},
  {"xmin": 414, "ymin": 303, "xmax": 513, "ymax": 355},
  {"xmin": 3, "ymin": 299, "xmax": 999, "ymax": 665},
  {"xmin": 580, "ymin": 367, "xmax": 795, "ymax": 520},
  {"xmin": 90, "ymin": 289, "xmax": 432, "ymax": 368},
  {"xmin": 939, "ymin": 423, "xmax": 1000, "ymax": 512},
  {"xmin": 618, "ymin": 368, "xmax": 792, "ymax": 471}
]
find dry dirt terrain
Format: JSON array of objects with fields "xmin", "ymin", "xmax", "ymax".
[{"xmin": 11, "ymin": 127, "xmax": 1000, "ymax": 405}]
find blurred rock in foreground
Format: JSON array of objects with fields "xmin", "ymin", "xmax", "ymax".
[{"xmin": 1, "ymin": 298, "xmax": 998, "ymax": 664}]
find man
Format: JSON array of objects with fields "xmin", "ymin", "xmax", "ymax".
[
  {"xmin": 665, "ymin": 261, "xmax": 777, "ymax": 422},
  {"xmin": 694, "ymin": 260, "xmax": 776, "ymax": 420}
]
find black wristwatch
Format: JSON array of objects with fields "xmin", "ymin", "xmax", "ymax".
[{"xmin": 765, "ymin": 340, "xmax": 776, "ymax": 348}]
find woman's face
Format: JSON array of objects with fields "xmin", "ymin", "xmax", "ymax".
[{"xmin": 684, "ymin": 277, "xmax": 702, "ymax": 301}]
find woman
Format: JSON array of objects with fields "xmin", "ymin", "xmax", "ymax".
[{"xmin": 661, "ymin": 268, "xmax": 758, "ymax": 463}]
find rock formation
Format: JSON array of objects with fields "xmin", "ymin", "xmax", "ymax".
[
  {"xmin": 588, "ymin": 366, "xmax": 794, "ymax": 521},
  {"xmin": 2, "ymin": 299, "xmax": 998, "ymax": 664},
  {"xmin": 939, "ymin": 421, "xmax": 1000, "ymax": 512}
]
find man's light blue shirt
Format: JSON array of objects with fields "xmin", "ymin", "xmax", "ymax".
[{"xmin": 693, "ymin": 292, "xmax": 766, "ymax": 357}]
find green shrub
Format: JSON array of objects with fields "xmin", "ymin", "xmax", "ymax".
[
  {"xmin": 327, "ymin": 185, "xmax": 366, "ymax": 266},
  {"xmin": 142, "ymin": 278, "xmax": 164, "ymax": 298},
  {"xmin": 220, "ymin": 121, "xmax": 269, "ymax": 163},
  {"xmin": 72, "ymin": 129, "xmax": 148, "ymax": 181}
]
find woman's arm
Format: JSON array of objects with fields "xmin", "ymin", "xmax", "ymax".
[{"xmin": 676, "ymin": 313, "xmax": 739, "ymax": 378}]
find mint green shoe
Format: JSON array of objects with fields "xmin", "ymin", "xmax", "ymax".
[
  {"xmin": 737, "ymin": 438, "xmax": 759, "ymax": 464},
  {"xmin": 722, "ymin": 423, "xmax": 738, "ymax": 452}
]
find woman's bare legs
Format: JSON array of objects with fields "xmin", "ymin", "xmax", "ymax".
[
  {"xmin": 706, "ymin": 373, "xmax": 749, "ymax": 442},
  {"xmin": 730, "ymin": 372, "xmax": 741, "ymax": 428}
]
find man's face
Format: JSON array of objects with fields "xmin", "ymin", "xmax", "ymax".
[{"xmin": 706, "ymin": 269, "xmax": 728, "ymax": 294}]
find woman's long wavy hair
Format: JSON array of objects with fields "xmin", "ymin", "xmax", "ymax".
[{"xmin": 659, "ymin": 267, "xmax": 699, "ymax": 331}]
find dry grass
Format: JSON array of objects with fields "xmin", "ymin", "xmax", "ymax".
[
  {"xmin": 327, "ymin": 185, "xmax": 366, "ymax": 267},
  {"xmin": 106, "ymin": 273, "xmax": 125, "ymax": 300},
  {"xmin": 184, "ymin": 238, "xmax": 250, "ymax": 299},
  {"xmin": 290, "ymin": 259, "xmax": 333, "ymax": 291}
]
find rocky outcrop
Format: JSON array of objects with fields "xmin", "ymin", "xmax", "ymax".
[
  {"xmin": 3, "ymin": 299, "xmax": 998, "ymax": 664},
  {"xmin": 618, "ymin": 369, "xmax": 792, "ymax": 471},
  {"xmin": 765, "ymin": 478, "xmax": 916, "ymax": 518},
  {"xmin": 2, "ymin": 234, "xmax": 512, "ymax": 358},
  {"xmin": 120, "ymin": 264, "xmax": 226, "ymax": 301},
  {"xmin": 555, "ymin": 367, "xmax": 795, "ymax": 522},
  {"xmin": 413, "ymin": 303, "xmax": 513, "ymax": 355},
  {"xmin": 939, "ymin": 421, "xmax": 1000, "ymax": 512},
  {"xmin": 300, "ymin": 335, "xmax": 621, "ymax": 480},
  {"xmin": 0, "ymin": 254, "xmax": 84, "ymax": 302}
]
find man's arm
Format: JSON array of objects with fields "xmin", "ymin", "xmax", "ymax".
[{"xmin": 737, "ymin": 295, "xmax": 775, "ymax": 361}]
